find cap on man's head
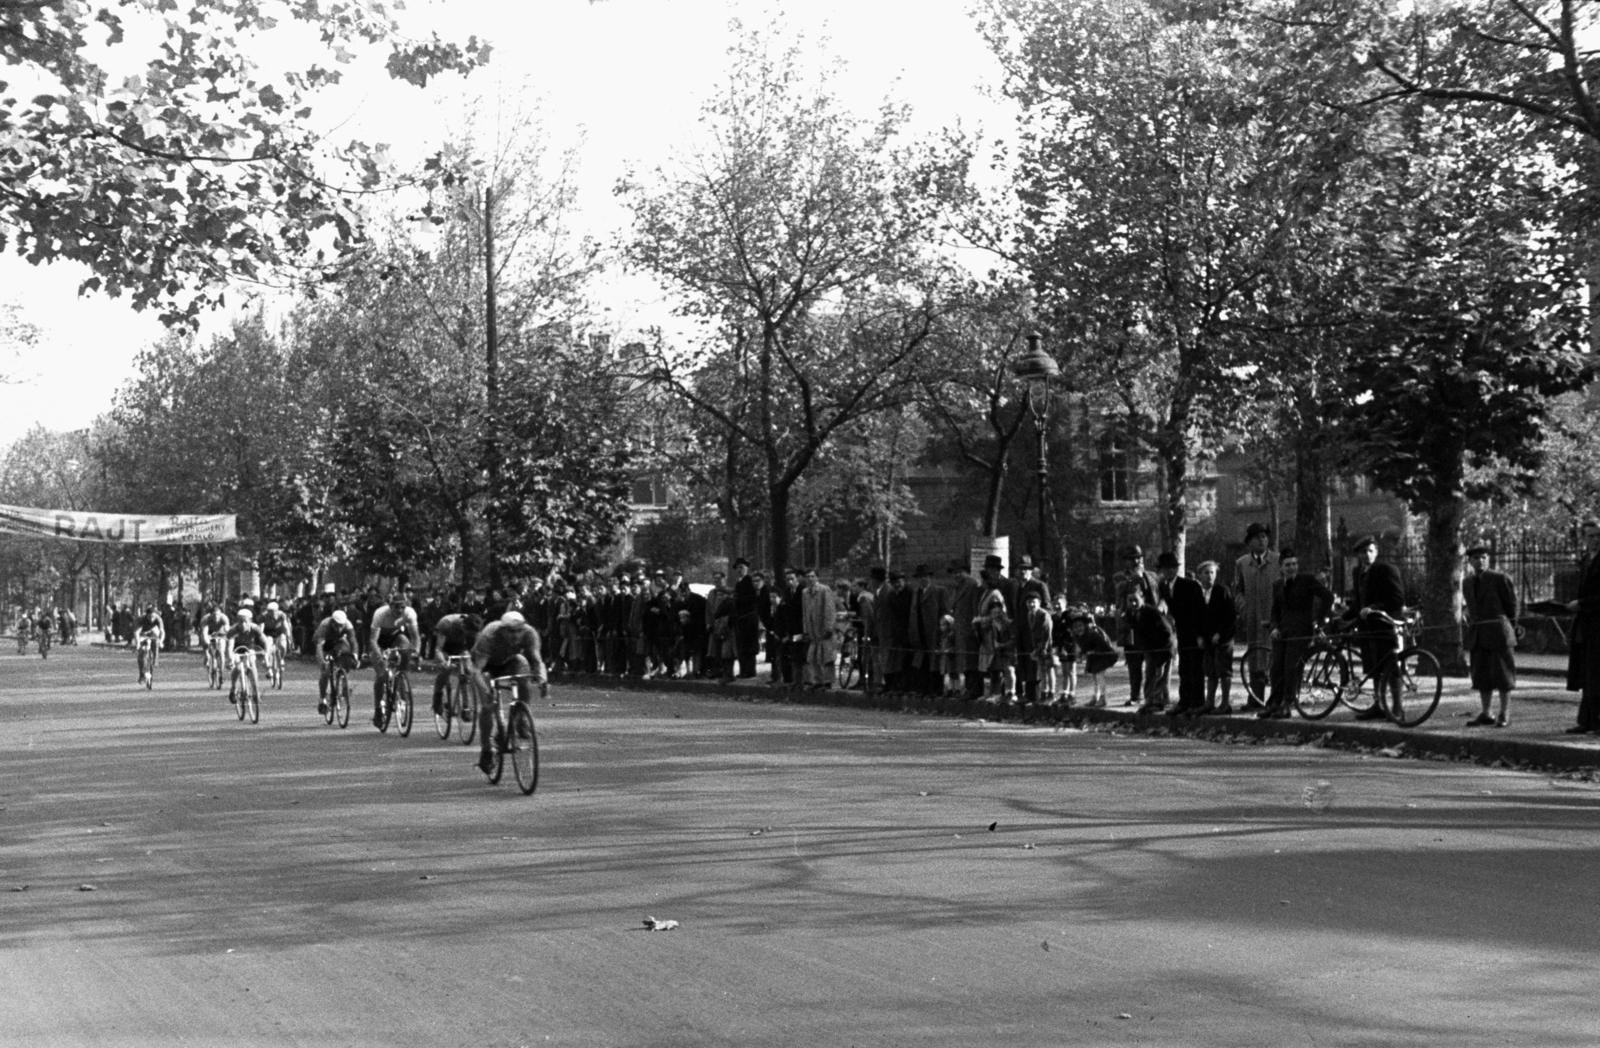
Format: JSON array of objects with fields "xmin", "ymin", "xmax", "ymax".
[
  {"xmin": 983, "ymin": 554, "xmax": 1004, "ymax": 571},
  {"xmin": 1121, "ymin": 544, "xmax": 1143, "ymax": 561},
  {"xmin": 733, "ymin": 557, "xmax": 750, "ymax": 569},
  {"xmin": 1353, "ymin": 534, "xmax": 1378, "ymax": 552},
  {"xmin": 870, "ymin": 566, "xmax": 887, "ymax": 581},
  {"xmin": 1016, "ymin": 555, "xmax": 1034, "ymax": 569},
  {"xmin": 1245, "ymin": 521, "xmax": 1271, "ymax": 540},
  {"xmin": 1156, "ymin": 551, "xmax": 1180, "ymax": 569},
  {"xmin": 1465, "ymin": 543, "xmax": 1491, "ymax": 557}
]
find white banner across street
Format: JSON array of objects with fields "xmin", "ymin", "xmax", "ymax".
[{"xmin": 0, "ymin": 503, "xmax": 237, "ymax": 545}]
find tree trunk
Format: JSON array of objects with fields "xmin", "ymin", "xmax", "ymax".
[
  {"xmin": 1159, "ymin": 434, "xmax": 1189, "ymax": 571},
  {"xmin": 456, "ymin": 511, "xmax": 476, "ymax": 590},
  {"xmin": 1422, "ymin": 494, "xmax": 1466, "ymax": 673},
  {"xmin": 769, "ymin": 482, "xmax": 791, "ymax": 577},
  {"xmin": 1293, "ymin": 436, "xmax": 1332, "ymax": 570},
  {"xmin": 982, "ymin": 458, "xmax": 1009, "ymax": 538}
]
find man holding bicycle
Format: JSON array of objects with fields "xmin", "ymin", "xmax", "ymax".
[
  {"xmin": 368, "ymin": 591, "xmax": 420, "ymax": 728},
  {"xmin": 1343, "ymin": 535, "xmax": 1405, "ymax": 720},
  {"xmin": 470, "ymin": 609, "xmax": 547, "ymax": 776},
  {"xmin": 313, "ymin": 608, "xmax": 359, "ymax": 713}
]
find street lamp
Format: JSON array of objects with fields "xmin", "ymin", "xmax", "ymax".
[{"xmin": 1010, "ymin": 332, "xmax": 1060, "ymax": 586}]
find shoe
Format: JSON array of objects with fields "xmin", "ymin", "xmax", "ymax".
[
  {"xmin": 1122, "ymin": 697, "xmax": 1136, "ymax": 707},
  {"xmin": 1353, "ymin": 707, "xmax": 1388, "ymax": 721},
  {"xmin": 1565, "ymin": 725, "xmax": 1594, "ymax": 735},
  {"xmin": 1244, "ymin": 697, "xmax": 1266, "ymax": 711},
  {"xmin": 1465, "ymin": 713, "xmax": 1496, "ymax": 727},
  {"xmin": 1061, "ymin": 694, "xmax": 1076, "ymax": 707},
  {"xmin": 476, "ymin": 754, "xmax": 495, "ymax": 775},
  {"xmin": 1135, "ymin": 703, "xmax": 1159, "ymax": 714},
  {"xmin": 1213, "ymin": 703, "xmax": 1234, "ymax": 716},
  {"xmin": 432, "ymin": 703, "xmax": 443, "ymax": 716},
  {"xmin": 372, "ymin": 714, "xmax": 384, "ymax": 728},
  {"xmin": 1492, "ymin": 716, "xmax": 1508, "ymax": 728},
  {"xmin": 1259, "ymin": 706, "xmax": 1291, "ymax": 720},
  {"xmin": 1165, "ymin": 705, "xmax": 1192, "ymax": 717},
  {"xmin": 317, "ymin": 701, "xmax": 328, "ymax": 715}
]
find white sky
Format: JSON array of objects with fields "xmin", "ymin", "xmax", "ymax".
[{"xmin": 0, "ymin": 0, "xmax": 1011, "ymax": 445}]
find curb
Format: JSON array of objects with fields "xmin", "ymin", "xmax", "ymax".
[{"xmin": 547, "ymin": 670, "xmax": 1600, "ymax": 775}]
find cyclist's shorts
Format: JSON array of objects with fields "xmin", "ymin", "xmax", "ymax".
[
  {"xmin": 484, "ymin": 655, "xmax": 532, "ymax": 680},
  {"xmin": 376, "ymin": 626, "xmax": 412, "ymax": 651},
  {"xmin": 440, "ymin": 637, "xmax": 474, "ymax": 657}
]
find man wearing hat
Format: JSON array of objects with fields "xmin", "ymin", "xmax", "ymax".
[
  {"xmin": 948, "ymin": 560, "xmax": 985, "ymax": 698},
  {"xmin": 1566, "ymin": 520, "xmax": 1600, "ymax": 733},
  {"xmin": 1343, "ymin": 535, "xmax": 1405, "ymax": 720},
  {"xmin": 1232, "ymin": 522, "xmax": 1279, "ymax": 707},
  {"xmin": 878, "ymin": 570, "xmax": 914, "ymax": 693},
  {"xmin": 1462, "ymin": 543, "xmax": 1518, "ymax": 727},
  {"xmin": 1116, "ymin": 544, "xmax": 1162, "ymax": 705},
  {"xmin": 1157, "ymin": 551, "xmax": 1208, "ymax": 714}
]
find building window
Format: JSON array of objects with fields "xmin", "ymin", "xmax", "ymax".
[
  {"xmin": 1234, "ymin": 474, "xmax": 1268, "ymax": 508},
  {"xmin": 1099, "ymin": 435, "xmax": 1132, "ymax": 503},
  {"xmin": 801, "ymin": 530, "xmax": 834, "ymax": 569},
  {"xmin": 631, "ymin": 475, "xmax": 669, "ymax": 506}
]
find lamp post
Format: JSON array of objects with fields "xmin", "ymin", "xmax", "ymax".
[{"xmin": 1010, "ymin": 332, "xmax": 1060, "ymax": 585}]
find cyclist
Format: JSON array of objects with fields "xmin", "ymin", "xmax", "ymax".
[
  {"xmin": 470, "ymin": 609, "xmax": 548, "ymax": 776},
  {"xmin": 34, "ymin": 607, "xmax": 54, "ymax": 651},
  {"xmin": 368, "ymin": 590, "xmax": 420, "ymax": 728},
  {"xmin": 132, "ymin": 603, "xmax": 165, "ymax": 684},
  {"xmin": 312, "ymin": 608, "xmax": 359, "ymax": 715},
  {"xmin": 15, "ymin": 608, "xmax": 30, "ymax": 651},
  {"xmin": 259, "ymin": 600, "xmax": 291, "ymax": 679},
  {"xmin": 432, "ymin": 611, "xmax": 484, "ymax": 717},
  {"xmin": 198, "ymin": 601, "xmax": 230, "ymax": 655},
  {"xmin": 224, "ymin": 608, "xmax": 270, "ymax": 703}
]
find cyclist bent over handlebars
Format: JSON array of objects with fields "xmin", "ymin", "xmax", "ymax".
[
  {"xmin": 313, "ymin": 608, "xmax": 359, "ymax": 714},
  {"xmin": 368, "ymin": 591, "xmax": 420, "ymax": 728},
  {"xmin": 470, "ymin": 609, "xmax": 547, "ymax": 776}
]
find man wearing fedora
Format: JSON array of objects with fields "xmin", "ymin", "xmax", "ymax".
[
  {"xmin": 1232, "ymin": 522, "xmax": 1279, "ymax": 708},
  {"xmin": 948, "ymin": 560, "xmax": 985, "ymax": 699},
  {"xmin": 1116, "ymin": 544, "xmax": 1162, "ymax": 706},
  {"xmin": 1462, "ymin": 543, "xmax": 1518, "ymax": 727},
  {"xmin": 909, "ymin": 564, "xmax": 948, "ymax": 695}
]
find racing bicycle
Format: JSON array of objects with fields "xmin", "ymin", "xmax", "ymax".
[
  {"xmin": 204, "ymin": 636, "xmax": 227, "ymax": 690},
  {"xmin": 437, "ymin": 653, "xmax": 478, "ymax": 743},
  {"xmin": 135, "ymin": 634, "xmax": 157, "ymax": 690},
  {"xmin": 375, "ymin": 648, "xmax": 414, "ymax": 737},
  {"xmin": 483, "ymin": 673, "xmax": 540, "ymax": 794},
  {"xmin": 230, "ymin": 647, "xmax": 261, "ymax": 725},
  {"xmin": 321, "ymin": 655, "xmax": 351, "ymax": 729}
]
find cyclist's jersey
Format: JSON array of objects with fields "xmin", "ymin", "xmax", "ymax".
[
  {"xmin": 135, "ymin": 612, "xmax": 164, "ymax": 637},
  {"xmin": 312, "ymin": 616, "xmax": 357, "ymax": 653},
  {"xmin": 434, "ymin": 613, "xmax": 481, "ymax": 657},
  {"xmin": 199, "ymin": 612, "xmax": 230, "ymax": 638},
  {"xmin": 259, "ymin": 609, "xmax": 289, "ymax": 638},
  {"xmin": 226, "ymin": 622, "xmax": 269, "ymax": 652},
  {"xmin": 35, "ymin": 615, "xmax": 52, "ymax": 634},
  {"xmin": 370, "ymin": 604, "xmax": 419, "ymax": 651},
  {"xmin": 471, "ymin": 620, "xmax": 547, "ymax": 683}
]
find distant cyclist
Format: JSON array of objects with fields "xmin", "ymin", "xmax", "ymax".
[
  {"xmin": 224, "ymin": 608, "xmax": 270, "ymax": 703},
  {"xmin": 133, "ymin": 604, "xmax": 165, "ymax": 683},
  {"xmin": 432, "ymin": 611, "xmax": 484, "ymax": 717},
  {"xmin": 368, "ymin": 591, "xmax": 420, "ymax": 728},
  {"xmin": 470, "ymin": 609, "xmax": 548, "ymax": 776},
  {"xmin": 34, "ymin": 608, "xmax": 54, "ymax": 650},
  {"xmin": 313, "ymin": 608, "xmax": 359, "ymax": 715},
  {"xmin": 198, "ymin": 602, "xmax": 230, "ymax": 656},
  {"xmin": 259, "ymin": 600, "xmax": 291, "ymax": 670}
]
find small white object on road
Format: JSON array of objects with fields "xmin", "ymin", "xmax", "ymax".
[{"xmin": 643, "ymin": 916, "xmax": 679, "ymax": 931}]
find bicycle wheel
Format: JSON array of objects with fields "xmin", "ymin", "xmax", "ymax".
[
  {"xmin": 322, "ymin": 682, "xmax": 336, "ymax": 725},
  {"xmin": 433, "ymin": 677, "xmax": 453, "ymax": 740},
  {"xmin": 378, "ymin": 680, "xmax": 393, "ymax": 733},
  {"xmin": 1384, "ymin": 647, "xmax": 1443, "ymax": 728},
  {"xmin": 1295, "ymin": 648, "xmax": 1346, "ymax": 720},
  {"xmin": 246, "ymin": 672, "xmax": 260, "ymax": 724},
  {"xmin": 508, "ymin": 704, "xmax": 539, "ymax": 795},
  {"xmin": 271, "ymin": 647, "xmax": 284, "ymax": 690},
  {"xmin": 334, "ymin": 671, "xmax": 351, "ymax": 729},
  {"xmin": 395, "ymin": 674, "xmax": 414, "ymax": 737},
  {"xmin": 232, "ymin": 671, "xmax": 246, "ymax": 720},
  {"xmin": 838, "ymin": 637, "xmax": 859, "ymax": 689},
  {"xmin": 144, "ymin": 654, "xmax": 154, "ymax": 691},
  {"xmin": 454, "ymin": 676, "xmax": 478, "ymax": 745},
  {"xmin": 39, "ymin": 634, "xmax": 48, "ymax": 660},
  {"xmin": 1239, "ymin": 643, "xmax": 1272, "ymax": 707},
  {"xmin": 1339, "ymin": 647, "xmax": 1380, "ymax": 716}
]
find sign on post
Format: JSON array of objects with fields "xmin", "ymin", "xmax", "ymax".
[{"xmin": 0, "ymin": 503, "xmax": 237, "ymax": 545}]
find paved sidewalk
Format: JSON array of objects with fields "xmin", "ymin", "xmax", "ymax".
[{"xmin": 556, "ymin": 664, "xmax": 1600, "ymax": 772}]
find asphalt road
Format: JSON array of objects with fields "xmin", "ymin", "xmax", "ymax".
[{"xmin": 2, "ymin": 646, "xmax": 1596, "ymax": 1047}]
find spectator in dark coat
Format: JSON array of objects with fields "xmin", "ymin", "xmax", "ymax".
[
  {"xmin": 1157, "ymin": 551, "xmax": 1207, "ymax": 715},
  {"xmin": 947, "ymin": 560, "xmax": 985, "ymax": 699},
  {"xmin": 680, "ymin": 581, "xmax": 709, "ymax": 679},
  {"xmin": 1115, "ymin": 545, "xmax": 1164, "ymax": 707},
  {"xmin": 1121, "ymin": 583, "xmax": 1174, "ymax": 713},
  {"xmin": 1463, "ymin": 543, "xmax": 1518, "ymax": 727},
  {"xmin": 1267, "ymin": 550, "xmax": 1333, "ymax": 716},
  {"xmin": 1344, "ymin": 535, "xmax": 1406, "ymax": 721},
  {"xmin": 731, "ymin": 559, "xmax": 761, "ymax": 679},
  {"xmin": 879, "ymin": 571, "xmax": 915, "ymax": 693},
  {"xmin": 910, "ymin": 565, "xmax": 949, "ymax": 695},
  {"xmin": 1567, "ymin": 520, "xmax": 1600, "ymax": 734},
  {"xmin": 1192, "ymin": 560, "xmax": 1240, "ymax": 715},
  {"xmin": 773, "ymin": 569, "xmax": 804, "ymax": 685}
]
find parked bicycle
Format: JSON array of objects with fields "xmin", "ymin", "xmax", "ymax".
[
  {"xmin": 230, "ymin": 647, "xmax": 261, "ymax": 725},
  {"xmin": 483, "ymin": 673, "xmax": 540, "ymax": 794},
  {"xmin": 375, "ymin": 648, "xmax": 414, "ymax": 737},
  {"xmin": 1294, "ymin": 610, "xmax": 1443, "ymax": 727},
  {"xmin": 321, "ymin": 655, "xmax": 351, "ymax": 729}
]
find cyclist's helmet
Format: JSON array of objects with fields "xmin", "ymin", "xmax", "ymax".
[
  {"xmin": 240, "ymin": 597, "xmax": 255, "ymax": 608},
  {"xmin": 390, "ymin": 590, "xmax": 410, "ymax": 608},
  {"xmin": 237, "ymin": 608, "xmax": 254, "ymax": 622},
  {"xmin": 145, "ymin": 604, "xmax": 156, "ymax": 615},
  {"xmin": 266, "ymin": 601, "xmax": 279, "ymax": 613},
  {"xmin": 331, "ymin": 609, "xmax": 349, "ymax": 626},
  {"xmin": 501, "ymin": 610, "xmax": 526, "ymax": 625}
]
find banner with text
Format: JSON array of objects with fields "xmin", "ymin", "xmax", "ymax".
[{"xmin": 0, "ymin": 504, "xmax": 237, "ymax": 545}]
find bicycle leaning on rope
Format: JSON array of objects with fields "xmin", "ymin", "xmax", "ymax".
[
  {"xmin": 1292, "ymin": 610, "xmax": 1443, "ymax": 727},
  {"xmin": 481, "ymin": 673, "xmax": 542, "ymax": 795}
]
